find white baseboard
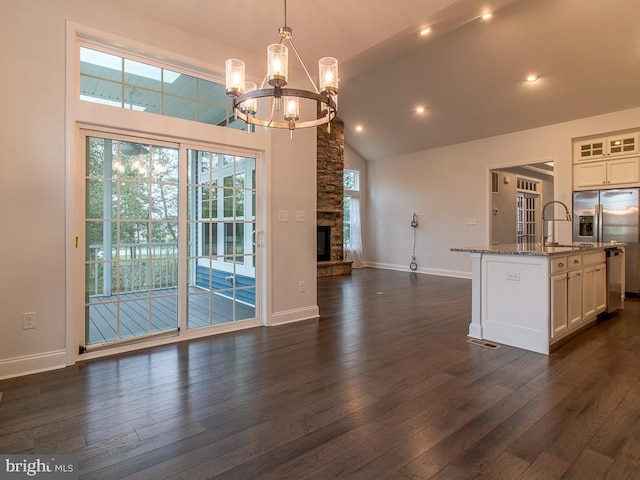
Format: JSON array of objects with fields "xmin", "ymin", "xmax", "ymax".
[
  {"xmin": 0, "ymin": 350, "xmax": 67, "ymax": 380},
  {"xmin": 367, "ymin": 262, "xmax": 472, "ymax": 279},
  {"xmin": 269, "ymin": 306, "xmax": 320, "ymax": 326}
]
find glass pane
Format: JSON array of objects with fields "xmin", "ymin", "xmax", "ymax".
[
  {"xmin": 151, "ymin": 296, "xmax": 178, "ymax": 330},
  {"xmin": 119, "ymin": 182, "xmax": 149, "ymax": 220},
  {"xmin": 125, "ymin": 88, "xmax": 162, "ymax": 114},
  {"xmin": 211, "ymin": 290, "xmax": 234, "ymax": 325},
  {"xmin": 85, "ymin": 263, "xmax": 101, "ymax": 297},
  {"xmin": 86, "ymin": 221, "xmax": 104, "ymax": 259},
  {"xmin": 236, "ymin": 287, "xmax": 256, "ymax": 321},
  {"xmin": 235, "ymin": 190, "xmax": 245, "ymax": 217},
  {"xmin": 119, "ymin": 300, "xmax": 150, "ymax": 338},
  {"xmin": 151, "ymin": 252, "xmax": 178, "ymax": 290},
  {"xmin": 164, "ymin": 71, "xmax": 196, "ymax": 98},
  {"xmin": 151, "ymin": 184, "xmax": 178, "ymax": 220},
  {"xmin": 211, "ymin": 187, "xmax": 222, "ymax": 220},
  {"xmin": 87, "ymin": 137, "xmax": 116, "ymax": 178},
  {"xmin": 188, "ymin": 293, "xmax": 211, "ymax": 328},
  {"xmin": 223, "ymin": 187, "xmax": 234, "ymax": 218},
  {"xmin": 197, "ymin": 78, "xmax": 225, "ymax": 103},
  {"xmin": 192, "ymin": 257, "xmax": 211, "ymax": 289},
  {"xmin": 117, "ymin": 144, "xmax": 150, "ymax": 180},
  {"xmin": 153, "ymin": 147, "xmax": 179, "ymax": 183},
  {"xmin": 152, "ymin": 222, "xmax": 178, "ymax": 246},
  {"xmin": 198, "ymin": 103, "xmax": 231, "ymax": 126},
  {"xmin": 224, "ymin": 223, "xmax": 234, "ymax": 256},
  {"xmin": 86, "ymin": 179, "xmax": 108, "ymax": 218},
  {"xmin": 124, "ymin": 58, "xmax": 161, "ymax": 85},
  {"xmin": 118, "ymin": 222, "xmax": 149, "ymax": 249},
  {"xmin": 80, "ymin": 75, "xmax": 124, "ymax": 108},
  {"xmin": 200, "ymin": 187, "xmax": 210, "ymax": 218},
  {"xmin": 87, "ymin": 303, "xmax": 118, "ymax": 344},
  {"xmin": 80, "ymin": 48, "xmax": 122, "ymax": 80},
  {"xmin": 164, "ymin": 95, "xmax": 196, "ymax": 121}
]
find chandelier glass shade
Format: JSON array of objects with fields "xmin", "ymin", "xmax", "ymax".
[{"xmin": 225, "ymin": 1, "xmax": 338, "ymax": 132}]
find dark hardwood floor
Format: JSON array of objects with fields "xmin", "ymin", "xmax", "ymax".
[{"xmin": 2, "ymin": 268, "xmax": 640, "ymax": 479}]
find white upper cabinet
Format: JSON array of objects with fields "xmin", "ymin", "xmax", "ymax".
[
  {"xmin": 573, "ymin": 131, "xmax": 640, "ymax": 190},
  {"xmin": 574, "ymin": 157, "xmax": 640, "ymax": 189},
  {"xmin": 574, "ymin": 133, "xmax": 638, "ymax": 162}
]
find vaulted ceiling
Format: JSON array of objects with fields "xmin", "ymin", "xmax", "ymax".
[{"xmin": 100, "ymin": 0, "xmax": 640, "ymax": 161}]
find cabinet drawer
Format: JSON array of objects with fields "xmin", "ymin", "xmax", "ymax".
[
  {"xmin": 551, "ymin": 257, "xmax": 568, "ymax": 273},
  {"xmin": 568, "ymin": 255, "xmax": 582, "ymax": 269},
  {"xmin": 583, "ymin": 251, "xmax": 605, "ymax": 266}
]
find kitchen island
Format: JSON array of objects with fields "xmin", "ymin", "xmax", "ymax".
[{"xmin": 451, "ymin": 243, "xmax": 623, "ymax": 354}]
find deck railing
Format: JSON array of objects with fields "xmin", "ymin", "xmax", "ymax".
[{"xmin": 87, "ymin": 242, "xmax": 178, "ymax": 297}]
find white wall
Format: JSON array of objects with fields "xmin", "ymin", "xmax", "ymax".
[
  {"xmin": 0, "ymin": 0, "xmax": 317, "ymax": 378},
  {"xmin": 366, "ymin": 107, "xmax": 640, "ymax": 277}
]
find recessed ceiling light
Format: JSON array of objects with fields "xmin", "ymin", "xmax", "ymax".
[
  {"xmin": 481, "ymin": 13, "xmax": 493, "ymax": 20},
  {"xmin": 415, "ymin": 105, "xmax": 426, "ymax": 114},
  {"xmin": 419, "ymin": 27, "xmax": 431, "ymax": 36},
  {"xmin": 355, "ymin": 125, "xmax": 364, "ymax": 132},
  {"xmin": 526, "ymin": 74, "xmax": 539, "ymax": 82}
]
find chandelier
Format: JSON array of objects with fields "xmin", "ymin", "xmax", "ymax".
[{"xmin": 225, "ymin": 0, "xmax": 338, "ymax": 133}]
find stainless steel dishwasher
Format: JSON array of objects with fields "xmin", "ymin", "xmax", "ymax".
[{"xmin": 606, "ymin": 248, "xmax": 624, "ymax": 313}]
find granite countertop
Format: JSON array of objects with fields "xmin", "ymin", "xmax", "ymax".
[{"xmin": 450, "ymin": 242, "xmax": 622, "ymax": 257}]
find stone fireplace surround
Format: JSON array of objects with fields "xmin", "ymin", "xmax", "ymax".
[{"xmin": 317, "ymin": 117, "xmax": 352, "ymax": 277}]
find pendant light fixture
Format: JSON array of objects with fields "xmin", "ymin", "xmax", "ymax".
[{"xmin": 225, "ymin": 0, "xmax": 338, "ymax": 133}]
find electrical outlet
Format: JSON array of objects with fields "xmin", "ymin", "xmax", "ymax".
[
  {"xmin": 298, "ymin": 280, "xmax": 306, "ymax": 292},
  {"xmin": 22, "ymin": 312, "xmax": 36, "ymax": 330}
]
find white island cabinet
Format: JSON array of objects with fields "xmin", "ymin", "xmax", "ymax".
[{"xmin": 451, "ymin": 244, "xmax": 617, "ymax": 355}]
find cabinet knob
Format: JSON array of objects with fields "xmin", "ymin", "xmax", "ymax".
[
  {"xmin": 558, "ymin": 262, "xmax": 564, "ymax": 267},
  {"xmin": 573, "ymin": 259, "xmax": 579, "ymax": 264}
]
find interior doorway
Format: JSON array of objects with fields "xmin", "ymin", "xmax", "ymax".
[{"xmin": 489, "ymin": 162, "xmax": 554, "ymax": 245}]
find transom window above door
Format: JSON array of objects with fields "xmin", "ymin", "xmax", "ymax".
[{"xmin": 79, "ymin": 46, "xmax": 252, "ymax": 131}]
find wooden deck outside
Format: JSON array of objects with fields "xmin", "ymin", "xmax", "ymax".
[{"xmin": 87, "ymin": 287, "xmax": 255, "ymax": 345}]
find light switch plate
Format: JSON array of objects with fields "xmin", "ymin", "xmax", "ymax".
[
  {"xmin": 295, "ymin": 211, "xmax": 305, "ymax": 222},
  {"xmin": 278, "ymin": 210, "xmax": 289, "ymax": 222}
]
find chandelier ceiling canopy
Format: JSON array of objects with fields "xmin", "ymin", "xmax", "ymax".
[{"xmin": 225, "ymin": 0, "xmax": 338, "ymax": 132}]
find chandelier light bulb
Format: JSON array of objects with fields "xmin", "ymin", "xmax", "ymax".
[
  {"xmin": 284, "ymin": 97, "xmax": 300, "ymax": 121},
  {"xmin": 273, "ymin": 59, "xmax": 282, "ymax": 75},
  {"xmin": 225, "ymin": 59, "xmax": 245, "ymax": 95},
  {"xmin": 319, "ymin": 57, "xmax": 339, "ymax": 94},
  {"xmin": 268, "ymin": 44, "xmax": 288, "ymax": 86},
  {"xmin": 242, "ymin": 82, "xmax": 258, "ymax": 116}
]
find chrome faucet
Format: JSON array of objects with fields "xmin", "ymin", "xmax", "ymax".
[{"xmin": 541, "ymin": 200, "xmax": 572, "ymax": 246}]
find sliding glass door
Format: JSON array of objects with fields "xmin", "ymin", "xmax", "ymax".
[
  {"xmin": 186, "ymin": 149, "xmax": 256, "ymax": 328},
  {"xmin": 82, "ymin": 133, "xmax": 259, "ymax": 350},
  {"xmin": 85, "ymin": 136, "xmax": 179, "ymax": 346}
]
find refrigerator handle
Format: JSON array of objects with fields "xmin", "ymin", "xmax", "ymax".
[{"xmin": 597, "ymin": 203, "xmax": 604, "ymax": 243}]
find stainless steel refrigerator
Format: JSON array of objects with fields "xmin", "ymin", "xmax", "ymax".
[{"xmin": 573, "ymin": 188, "xmax": 639, "ymax": 294}]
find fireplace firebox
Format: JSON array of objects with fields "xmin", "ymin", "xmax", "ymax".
[{"xmin": 317, "ymin": 226, "xmax": 331, "ymax": 262}]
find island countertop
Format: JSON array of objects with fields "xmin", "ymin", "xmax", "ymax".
[{"xmin": 450, "ymin": 242, "xmax": 621, "ymax": 257}]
